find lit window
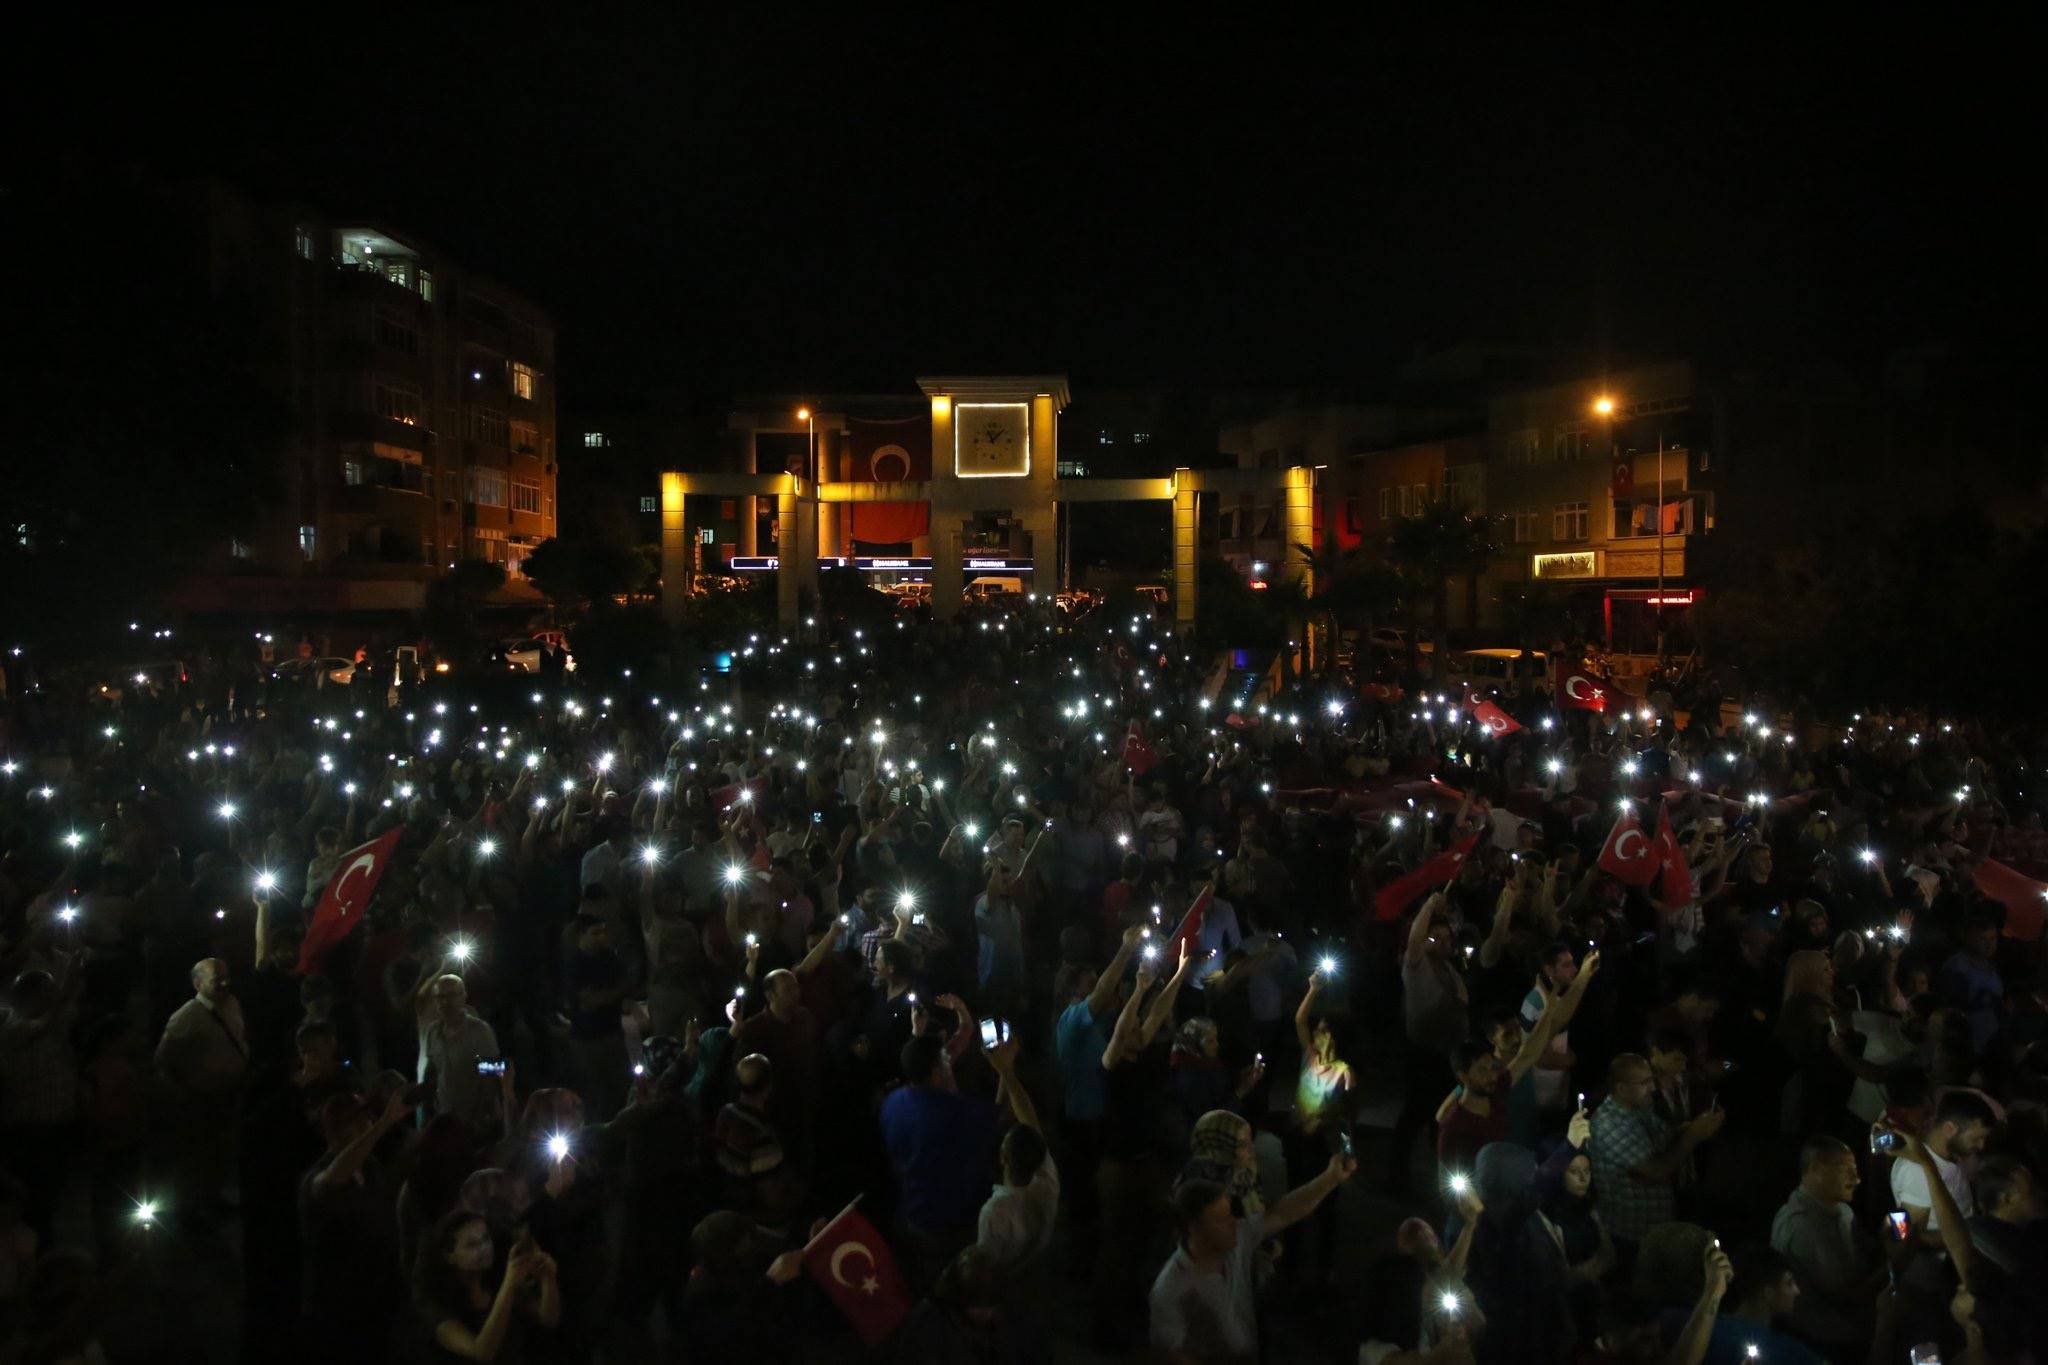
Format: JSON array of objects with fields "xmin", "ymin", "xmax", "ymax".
[
  {"xmin": 230, "ymin": 538, "xmax": 253, "ymax": 560},
  {"xmin": 510, "ymin": 363, "xmax": 537, "ymax": 400},
  {"xmin": 584, "ymin": 432, "xmax": 606, "ymax": 448},
  {"xmin": 1098, "ymin": 429, "xmax": 1115, "ymax": 445},
  {"xmin": 417, "ymin": 269, "xmax": 434, "ymax": 303},
  {"xmin": 299, "ymin": 526, "xmax": 317, "ymax": 561},
  {"xmin": 374, "ymin": 378, "xmax": 423, "ymax": 426},
  {"xmin": 295, "ymin": 225, "xmax": 316, "ymax": 261},
  {"xmin": 639, "ymin": 496, "xmax": 657, "ymax": 513},
  {"xmin": 512, "ymin": 481, "xmax": 541, "ymax": 514},
  {"xmin": 1132, "ymin": 431, "xmax": 1151, "ymax": 444},
  {"xmin": 509, "ymin": 420, "xmax": 541, "ymax": 454},
  {"xmin": 342, "ymin": 460, "xmax": 367, "ymax": 486}
]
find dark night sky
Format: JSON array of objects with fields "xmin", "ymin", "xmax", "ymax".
[{"xmin": 23, "ymin": 12, "xmax": 2034, "ymax": 411}]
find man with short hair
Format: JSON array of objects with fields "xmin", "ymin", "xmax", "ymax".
[
  {"xmin": 1588, "ymin": 1053, "xmax": 1724, "ymax": 1251},
  {"xmin": 412, "ymin": 969, "xmax": 498, "ymax": 1132},
  {"xmin": 156, "ymin": 957, "xmax": 250, "ymax": 1211},
  {"xmin": 975, "ymin": 1038, "xmax": 1057, "ymax": 1273},
  {"xmin": 731, "ymin": 968, "xmax": 818, "ymax": 1148},
  {"xmin": 1891, "ymin": 1091, "xmax": 1994, "ymax": 1243},
  {"xmin": 1768, "ymin": 1135, "xmax": 1881, "ymax": 1351},
  {"xmin": 1518, "ymin": 940, "xmax": 1580, "ymax": 1113},
  {"xmin": 1148, "ymin": 1149, "xmax": 1357, "ymax": 1362},
  {"xmin": 1709, "ymin": 1245, "xmax": 1825, "ymax": 1365},
  {"xmin": 881, "ymin": 1032, "xmax": 1001, "ymax": 1271}
]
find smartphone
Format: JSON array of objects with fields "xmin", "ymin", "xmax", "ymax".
[
  {"xmin": 1884, "ymin": 1209, "xmax": 1911, "ymax": 1242},
  {"xmin": 475, "ymin": 1057, "xmax": 508, "ymax": 1077},
  {"xmin": 1870, "ymin": 1125, "xmax": 1906, "ymax": 1155},
  {"xmin": 1909, "ymin": 1347, "xmax": 1943, "ymax": 1365},
  {"xmin": 812, "ymin": 811, "xmax": 823, "ymax": 824},
  {"xmin": 979, "ymin": 1017, "xmax": 1003, "ymax": 1049},
  {"xmin": 1338, "ymin": 1126, "xmax": 1355, "ymax": 1158}
]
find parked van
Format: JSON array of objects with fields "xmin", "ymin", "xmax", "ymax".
[
  {"xmin": 964, "ymin": 576, "xmax": 1025, "ymax": 602},
  {"xmin": 1444, "ymin": 647, "xmax": 1550, "ymax": 692}
]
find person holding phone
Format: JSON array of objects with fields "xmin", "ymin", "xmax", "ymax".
[{"xmin": 412, "ymin": 1209, "xmax": 560, "ymax": 1361}]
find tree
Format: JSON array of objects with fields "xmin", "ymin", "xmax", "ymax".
[
  {"xmin": 1294, "ymin": 534, "xmax": 1402, "ymax": 679},
  {"xmin": 518, "ymin": 537, "xmax": 650, "ymax": 607},
  {"xmin": 1386, "ymin": 502, "xmax": 1499, "ymax": 680},
  {"xmin": 422, "ymin": 560, "xmax": 508, "ymax": 663}
]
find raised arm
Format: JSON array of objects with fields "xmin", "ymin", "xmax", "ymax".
[
  {"xmin": 1661, "ymin": 1242, "xmax": 1733, "ymax": 1365},
  {"xmin": 1294, "ymin": 972, "xmax": 1324, "ymax": 1054},
  {"xmin": 1136, "ymin": 941, "xmax": 1197, "ymax": 1045},
  {"xmin": 312, "ymin": 1088, "xmax": 412, "ymax": 1193},
  {"xmin": 1479, "ymin": 884, "xmax": 1518, "ymax": 969},
  {"xmin": 1084, "ymin": 926, "xmax": 1143, "ymax": 1024},
  {"xmin": 988, "ymin": 1038, "xmax": 1041, "ymax": 1132},
  {"xmin": 1405, "ymin": 892, "xmax": 1445, "ymax": 967},
  {"xmin": 1102, "ymin": 966, "xmax": 1156, "ymax": 1068}
]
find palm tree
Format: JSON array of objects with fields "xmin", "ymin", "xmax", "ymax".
[
  {"xmin": 1387, "ymin": 501, "xmax": 1499, "ymax": 681},
  {"xmin": 1259, "ymin": 577, "xmax": 1315, "ymax": 690}
]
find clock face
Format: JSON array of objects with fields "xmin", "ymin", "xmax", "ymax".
[{"xmin": 954, "ymin": 402, "xmax": 1030, "ymax": 478}]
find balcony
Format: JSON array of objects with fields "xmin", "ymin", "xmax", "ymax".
[{"xmin": 1609, "ymin": 490, "xmax": 1710, "ymax": 541}]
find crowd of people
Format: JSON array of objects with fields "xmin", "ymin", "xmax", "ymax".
[{"xmin": 0, "ymin": 598, "xmax": 2044, "ymax": 1364}]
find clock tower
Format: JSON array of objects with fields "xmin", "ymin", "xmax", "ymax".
[{"xmin": 917, "ymin": 375, "xmax": 1069, "ymax": 616}]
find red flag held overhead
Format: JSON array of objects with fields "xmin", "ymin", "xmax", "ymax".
[
  {"xmin": 1595, "ymin": 806, "xmax": 1659, "ymax": 888},
  {"xmin": 298, "ymin": 826, "xmax": 404, "ymax": 973},
  {"xmin": 1467, "ymin": 694, "xmax": 1523, "ymax": 736},
  {"xmin": 1373, "ymin": 831, "xmax": 1482, "ymax": 921},
  {"xmin": 1653, "ymin": 801, "xmax": 1693, "ymax": 905}
]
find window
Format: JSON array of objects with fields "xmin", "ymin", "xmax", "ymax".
[
  {"xmin": 230, "ymin": 538, "xmax": 253, "ymax": 560},
  {"xmin": 418, "ymin": 269, "xmax": 434, "ymax": 303},
  {"xmin": 343, "ymin": 460, "xmax": 367, "ymax": 486},
  {"xmin": 1098, "ymin": 428, "xmax": 1115, "ymax": 445},
  {"xmin": 509, "ymin": 419, "xmax": 541, "ymax": 454},
  {"xmin": 466, "ymin": 406, "xmax": 508, "ymax": 447},
  {"xmin": 512, "ymin": 481, "xmax": 542, "ymax": 514},
  {"xmin": 1552, "ymin": 426, "xmax": 1590, "ymax": 461},
  {"xmin": 509, "ymin": 363, "xmax": 537, "ymax": 400},
  {"xmin": 1512, "ymin": 510, "xmax": 1540, "ymax": 543},
  {"xmin": 374, "ymin": 378, "xmax": 423, "ymax": 426},
  {"xmin": 1553, "ymin": 501, "xmax": 1589, "ymax": 541},
  {"xmin": 468, "ymin": 527, "xmax": 509, "ymax": 564},
  {"xmin": 1442, "ymin": 464, "xmax": 1481, "ymax": 509},
  {"xmin": 299, "ymin": 526, "xmax": 317, "ymax": 561},
  {"xmin": 467, "ymin": 468, "xmax": 509, "ymax": 508},
  {"xmin": 1132, "ymin": 430, "xmax": 1151, "ymax": 444},
  {"xmin": 295, "ymin": 225, "xmax": 316, "ymax": 261},
  {"xmin": 375, "ymin": 309, "xmax": 419, "ymax": 355},
  {"xmin": 1401, "ymin": 484, "xmax": 1427, "ymax": 516},
  {"xmin": 1378, "ymin": 487, "xmax": 1395, "ymax": 520},
  {"xmin": 584, "ymin": 431, "xmax": 607, "ymax": 448},
  {"xmin": 639, "ymin": 496, "xmax": 657, "ymax": 513},
  {"xmin": 1056, "ymin": 459, "xmax": 1090, "ymax": 477},
  {"xmin": 1506, "ymin": 428, "xmax": 1541, "ymax": 466}
]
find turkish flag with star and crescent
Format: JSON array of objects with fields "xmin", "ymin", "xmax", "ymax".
[
  {"xmin": 804, "ymin": 1202, "xmax": 911, "ymax": 1346},
  {"xmin": 1555, "ymin": 663, "xmax": 1612, "ymax": 714},
  {"xmin": 1467, "ymin": 694, "xmax": 1523, "ymax": 736},
  {"xmin": 1121, "ymin": 720, "xmax": 1158, "ymax": 778},
  {"xmin": 1165, "ymin": 880, "xmax": 1215, "ymax": 961},
  {"xmin": 1596, "ymin": 806, "xmax": 1660, "ymax": 888},
  {"xmin": 298, "ymin": 826, "xmax": 404, "ymax": 974}
]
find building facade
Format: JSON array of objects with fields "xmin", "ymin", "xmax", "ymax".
[{"xmin": 184, "ymin": 183, "xmax": 558, "ymax": 613}]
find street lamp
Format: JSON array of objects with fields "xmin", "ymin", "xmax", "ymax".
[{"xmin": 1592, "ymin": 394, "xmax": 1669, "ymax": 664}]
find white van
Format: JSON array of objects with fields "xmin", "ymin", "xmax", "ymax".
[
  {"xmin": 1446, "ymin": 647, "xmax": 1550, "ymax": 692},
  {"xmin": 964, "ymin": 576, "xmax": 1025, "ymax": 602}
]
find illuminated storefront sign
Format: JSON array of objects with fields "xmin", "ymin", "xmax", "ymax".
[{"xmin": 1532, "ymin": 551, "xmax": 1598, "ymax": 580}]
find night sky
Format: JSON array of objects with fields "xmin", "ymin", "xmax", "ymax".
[{"xmin": 26, "ymin": 13, "xmax": 2033, "ymax": 410}]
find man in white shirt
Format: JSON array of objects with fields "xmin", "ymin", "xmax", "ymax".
[
  {"xmin": 976, "ymin": 1038, "xmax": 1059, "ymax": 1272},
  {"xmin": 1891, "ymin": 1091, "xmax": 1993, "ymax": 1238},
  {"xmin": 414, "ymin": 971, "xmax": 500, "ymax": 1133}
]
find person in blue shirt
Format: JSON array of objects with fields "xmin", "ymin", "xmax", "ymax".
[
  {"xmin": 1052, "ymin": 925, "xmax": 1143, "ymax": 1267},
  {"xmin": 879, "ymin": 1033, "xmax": 1000, "ymax": 1279}
]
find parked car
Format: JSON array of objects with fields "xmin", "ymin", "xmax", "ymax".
[
  {"xmin": 964, "ymin": 575, "xmax": 1025, "ymax": 603},
  {"xmin": 271, "ymin": 656, "xmax": 355, "ymax": 688},
  {"xmin": 499, "ymin": 633, "xmax": 576, "ymax": 674}
]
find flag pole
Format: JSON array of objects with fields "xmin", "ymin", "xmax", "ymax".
[{"xmin": 800, "ymin": 1192, "xmax": 865, "ymax": 1259}]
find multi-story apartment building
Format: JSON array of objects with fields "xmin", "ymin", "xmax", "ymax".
[{"xmin": 187, "ymin": 182, "xmax": 559, "ymax": 612}]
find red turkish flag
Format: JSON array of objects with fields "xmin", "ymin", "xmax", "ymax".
[
  {"xmin": 711, "ymin": 775, "xmax": 768, "ymax": 812},
  {"xmin": 1610, "ymin": 459, "xmax": 1634, "ymax": 498},
  {"xmin": 1653, "ymin": 801, "xmax": 1693, "ymax": 904},
  {"xmin": 804, "ymin": 1202, "xmax": 911, "ymax": 1346},
  {"xmin": 298, "ymin": 826, "xmax": 404, "ymax": 974},
  {"xmin": 1467, "ymin": 695, "xmax": 1523, "ymax": 736},
  {"xmin": 1555, "ymin": 664, "xmax": 1612, "ymax": 714},
  {"xmin": 1373, "ymin": 831, "xmax": 1482, "ymax": 921},
  {"xmin": 1121, "ymin": 721, "xmax": 1158, "ymax": 778},
  {"xmin": 1596, "ymin": 806, "xmax": 1659, "ymax": 888},
  {"xmin": 1970, "ymin": 859, "xmax": 2047, "ymax": 941},
  {"xmin": 1166, "ymin": 881, "xmax": 1214, "ymax": 960}
]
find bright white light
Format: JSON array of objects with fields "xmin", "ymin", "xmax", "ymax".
[
  {"xmin": 217, "ymin": 802, "xmax": 237, "ymax": 821},
  {"xmin": 641, "ymin": 846, "xmax": 661, "ymax": 866},
  {"xmin": 724, "ymin": 865, "xmax": 746, "ymax": 886},
  {"xmin": 1858, "ymin": 849, "xmax": 1876, "ymax": 865},
  {"xmin": 1318, "ymin": 955, "xmax": 1338, "ymax": 976},
  {"xmin": 255, "ymin": 871, "xmax": 278, "ymax": 892},
  {"xmin": 546, "ymin": 1134, "xmax": 570, "ymax": 1161},
  {"xmin": 59, "ymin": 905, "xmax": 78, "ymax": 923},
  {"xmin": 134, "ymin": 1200, "xmax": 158, "ymax": 1226},
  {"xmin": 450, "ymin": 938, "xmax": 474, "ymax": 961}
]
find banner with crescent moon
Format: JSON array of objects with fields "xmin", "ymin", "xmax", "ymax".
[
  {"xmin": 1596, "ymin": 807, "xmax": 1659, "ymax": 887},
  {"xmin": 845, "ymin": 416, "xmax": 931, "ymax": 547},
  {"xmin": 298, "ymin": 825, "xmax": 405, "ymax": 973},
  {"xmin": 803, "ymin": 1202, "xmax": 911, "ymax": 1345}
]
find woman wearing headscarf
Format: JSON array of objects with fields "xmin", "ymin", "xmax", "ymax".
[
  {"xmin": 1534, "ymin": 1111, "xmax": 1613, "ymax": 1338},
  {"xmin": 1461, "ymin": 1141, "xmax": 1574, "ymax": 1365}
]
